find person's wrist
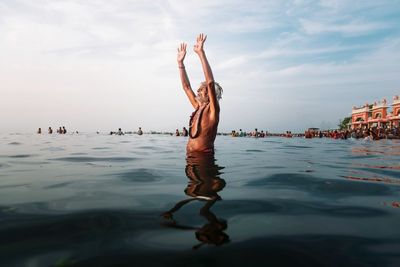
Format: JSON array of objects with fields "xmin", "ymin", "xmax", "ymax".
[{"xmin": 178, "ymin": 62, "xmax": 185, "ymax": 68}]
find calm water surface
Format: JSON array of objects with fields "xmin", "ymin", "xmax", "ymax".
[{"xmin": 0, "ymin": 133, "xmax": 399, "ymax": 266}]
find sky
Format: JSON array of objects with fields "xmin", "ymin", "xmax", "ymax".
[{"xmin": 0, "ymin": 0, "xmax": 399, "ymax": 133}]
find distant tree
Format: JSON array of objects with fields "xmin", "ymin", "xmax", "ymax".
[{"xmin": 338, "ymin": 116, "xmax": 351, "ymax": 130}]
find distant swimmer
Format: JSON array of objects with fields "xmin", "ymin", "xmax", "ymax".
[
  {"xmin": 253, "ymin": 128, "xmax": 259, "ymax": 137},
  {"xmin": 37, "ymin": 128, "xmax": 42, "ymax": 134},
  {"xmin": 117, "ymin": 128, "xmax": 124, "ymax": 135},
  {"xmin": 137, "ymin": 127, "xmax": 143, "ymax": 135},
  {"xmin": 177, "ymin": 33, "xmax": 223, "ymax": 153},
  {"xmin": 48, "ymin": 127, "xmax": 53, "ymax": 134},
  {"xmin": 62, "ymin": 126, "xmax": 67, "ymax": 134},
  {"xmin": 182, "ymin": 127, "xmax": 188, "ymax": 137}
]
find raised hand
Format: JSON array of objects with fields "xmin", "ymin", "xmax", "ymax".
[
  {"xmin": 193, "ymin": 33, "xmax": 207, "ymax": 54},
  {"xmin": 177, "ymin": 42, "xmax": 187, "ymax": 63}
]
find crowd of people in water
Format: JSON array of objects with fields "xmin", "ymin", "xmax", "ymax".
[
  {"xmin": 109, "ymin": 127, "xmax": 143, "ymax": 136},
  {"xmin": 175, "ymin": 127, "xmax": 188, "ymax": 136},
  {"xmin": 37, "ymin": 126, "xmax": 69, "ymax": 134},
  {"xmin": 303, "ymin": 126, "xmax": 400, "ymax": 140},
  {"xmin": 109, "ymin": 127, "xmax": 189, "ymax": 136},
  {"xmin": 230, "ymin": 129, "xmax": 267, "ymax": 137},
  {"xmin": 36, "ymin": 125, "xmax": 400, "ymax": 140},
  {"xmin": 229, "ymin": 126, "xmax": 400, "ymax": 140}
]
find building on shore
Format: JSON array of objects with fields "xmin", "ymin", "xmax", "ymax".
[{"xmin": 351, "ymin": 95, "xmax": 400, "ymax": 129}]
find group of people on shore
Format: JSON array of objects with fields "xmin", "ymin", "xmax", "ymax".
[{"xmin": 37, "ymin": 126, "xmax": 68, "ymax": 134}]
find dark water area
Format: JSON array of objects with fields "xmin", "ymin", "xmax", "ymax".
[{"xmin": 0, "ymin": 133, "xmax": 400, "ymax": 267}]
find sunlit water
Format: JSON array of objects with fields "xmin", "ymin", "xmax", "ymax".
[{"xmin": 1, "ymin": 133, "xmax": 400, "ymax": 267}]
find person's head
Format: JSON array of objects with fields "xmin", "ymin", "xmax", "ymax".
[{"xmin": 196, "ymin": 82, "xmax": 223, "ymax": 104}]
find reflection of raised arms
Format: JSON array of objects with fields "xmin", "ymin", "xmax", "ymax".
[
  {"xmin": 194, "ymin": 33, "xmax": 219, "ymax": 115},
  {"xmin": 177, "ymin": 43, "xmax": 198, "ymax": 109},
  {"xmin": 161, "ymin": 198, "xmax": 197, "ymax": 224}
]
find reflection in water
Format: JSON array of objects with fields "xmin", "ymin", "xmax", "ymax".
[
  {"xmin": 352, "ymin": 163, "xmax": 400, "ymax": 170},
  {"xmin": 341, "ymin": 175, "xmax": 400, "ymax": 185},
  {"xmin": 346, "ymin": 144, "xmax": 400, "ymax": 186},
  {"xmin": 162, "ymin": 152, "xmax": 230, "ymax": 249},
  {"xmin": 351, "ymin": 145, "xmax": 400, "ymax": 156},
  {"xmin": 383, "ymin": 201, "xmax": 400, "ymax": 208}
]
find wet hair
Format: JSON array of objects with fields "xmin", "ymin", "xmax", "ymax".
[{"xmin": 200, "ymin": 81, "xmax": 223, "ymax": 101}]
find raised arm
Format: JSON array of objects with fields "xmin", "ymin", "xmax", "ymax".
[
  {"xmin": 193, "ymin": 33, "xmax": 219, "ymax": 112},
  {"xmin": 177, "ymin": 42, "xmax": 198, "ymax": 109}
]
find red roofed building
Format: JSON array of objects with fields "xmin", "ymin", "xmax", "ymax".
[
  {"xmin": 389, "ymin": 95, "xmax": 400, "ymax": 127},
  {"xmin": 351, "ymin": 103, "xmax": 369, "ymax": 129},
  {"xmin": 351, "ymin": 95, "xmax": 400, "ymax": 129}
]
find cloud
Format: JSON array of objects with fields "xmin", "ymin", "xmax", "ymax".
[{"xmin": 299, "ymin": 19, "xmax": 388, "ymax": 36}]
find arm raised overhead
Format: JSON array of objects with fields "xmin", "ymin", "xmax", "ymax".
[
  {"xmin": 177, "ymin": 42, "xmax": 198, "ymax": 109},
  {"xmin": 194, "ymin": 33, "xmax": 219, "ymax": 114}
]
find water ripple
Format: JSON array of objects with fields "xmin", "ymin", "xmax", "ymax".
[
  {"xmin": 246, "ymin": 173, "xmax": 391, "ymax": 196},
  {"xmin": 113, "ymin": 169, "xmax": 162, "ymax": 182},
  {"xmin": 53, "ymin": 156, "xmax": 138, "ymax": 162},
  {"xmin": 8, "ymin": 154, "xmax": 36, "ymax": 158}
]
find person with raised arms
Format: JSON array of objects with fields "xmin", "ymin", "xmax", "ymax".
[{"xmin": 177, "ymin": 33, "xmax": 223, "ymax": 154}]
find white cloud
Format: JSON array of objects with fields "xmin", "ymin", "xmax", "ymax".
[{"xmin": 300, "ymin": 19, "xmax": 388, "ymax": 36}]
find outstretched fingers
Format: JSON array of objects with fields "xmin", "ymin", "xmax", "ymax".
[
  {"xmin": 178, "ymin": 42, "xmax": 187, "ymax": 52},
  {"xmin": 197, "ymin": 33, "xmax": 207, "ymax": 43},
  {"xmin": 177, "ymin": 42, "xmax": 187, "ymax": 62}
]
